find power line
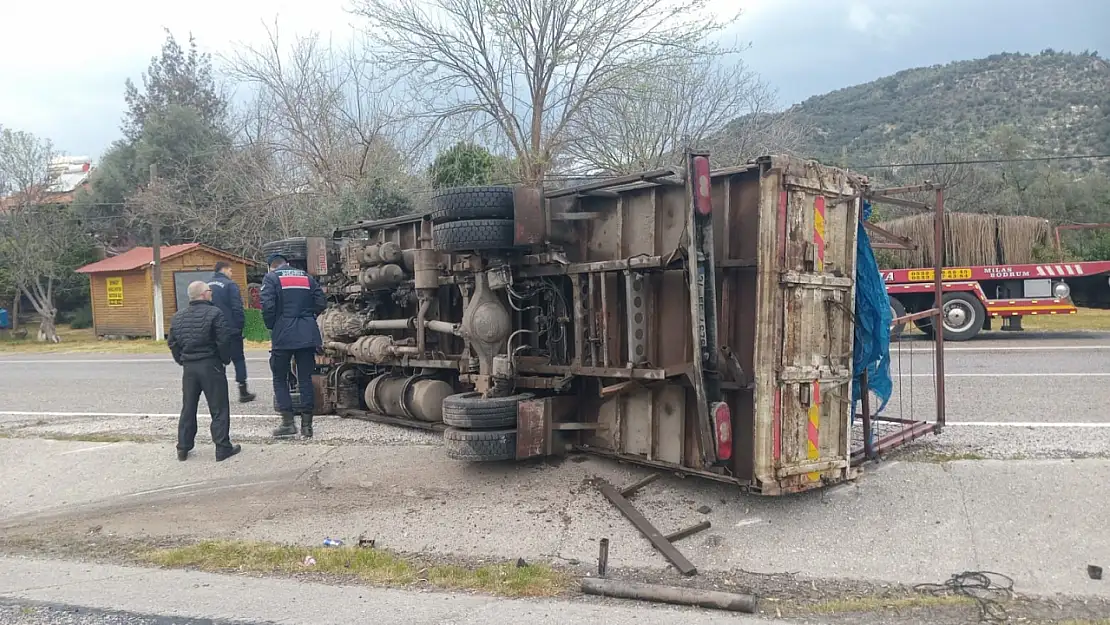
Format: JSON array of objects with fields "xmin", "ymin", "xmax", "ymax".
[{"xmin": 856, "ymin": 153, "xmax": 1110, "ymax": 169}]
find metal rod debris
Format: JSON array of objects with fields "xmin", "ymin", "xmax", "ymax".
[
  {"xmin": 619, "ymin": 473, "xmax": 660, "ymax": 498},
  {"xmin": 598, "ymin": 538, "xmax": 609, "ymax": 577},
  {"xmin": 665, "ymin": 521, "xmax": 711, "ymax": 543},
  {"xmin": 580, "ymin": 578, "xmax": 757, "ymax": 613},
  {"xmin": 597, "ymin": 479, "xmax": 697, "ymax": 576}
]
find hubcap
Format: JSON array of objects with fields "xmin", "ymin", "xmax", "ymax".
[{"xmin": 943, "ymin": 301, "xmax": 974, "ymax": 333}]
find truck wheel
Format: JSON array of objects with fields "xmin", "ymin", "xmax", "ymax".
[
  {"xmin": 262, "ymin": 237, "xmax": 308, "ymax": 262},
  {"xmin": 920, "ymin": 292, "xmax": 985, "ymax": 342},
  {"xmin": 889, "ymin": 296, "xmax": 907, "ymax": 339},
  {"xmin": 430, "ymin": 186, "xmax": 515, "ymax": 224},
  {"xmin": 442, "ymin": 391, "xmax": 533, "ymax": 429},
  {"xmin": 444, "ymin": 427, "xmax": 517, "ymax": 462},
  {"xmin": 433, "ymin": 218, "xmax": 517, "ymax": 252}
]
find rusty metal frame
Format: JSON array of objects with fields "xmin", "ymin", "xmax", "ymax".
[
  {"xmin": 1053, "ymin": 223, "xmax": 1110, "ymax": 257},
  {"xmin": 595, "ymin": 475, "xmax": 709, "ymax": 576},
  {"xmin": 854, "ymin": 184, "xmax": 948, "ymax": 464}
]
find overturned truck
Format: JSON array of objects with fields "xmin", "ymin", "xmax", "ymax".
[{"xmin": 264, "ymin": 154, "xmax": 871, "ymax": 495}]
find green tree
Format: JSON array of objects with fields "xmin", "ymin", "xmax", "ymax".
[
  {"xmin": 123, "ymin": 30, "xmax": 226, "ymax": 142},
  {"xmin": 429, "ymin": 142, "xmax": 497, "ymax": 189},
  {"xmin": 338, "ymin": 179, "xmax": 414, "ymax": 222},
  {"xmin": 77, "ymin": 31, "xmax": 233, "ymax": 249}
]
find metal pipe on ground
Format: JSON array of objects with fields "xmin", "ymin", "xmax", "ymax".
[{"xmin": 580, "ymin": 578, "xmax": 757, "ymax": 613}]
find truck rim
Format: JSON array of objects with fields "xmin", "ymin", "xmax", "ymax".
[{"xmin": 943, "ymin": 300, "xmax": 976, "ymax": 333}]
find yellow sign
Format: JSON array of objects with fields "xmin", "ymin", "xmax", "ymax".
[
  {"xmin": 907, "ymin": 268, "xmax": 973, "ymax": 282},
  {"xmin": 106, "ymin": 277, "xmax": 124, "ymax": 307}
]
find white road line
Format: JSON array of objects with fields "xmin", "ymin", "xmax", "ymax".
[
  {"xmin": 917, "ymin": 345, "xmax": 1110, "ymax": 352},
  {"xmin": 58, "ymin": 443, "xmax": 124, "ymax": 455},
  {"xmin": 0, "ymin": 411, "xmax": 284, "ymax": 419},
  {"xmin": 0, "ymin": 358, "xmax": 270, "ymax": 364},
  {"xmin": 948, "ymin": 421, "xmax": 1110, "ymax": 428},
  {"xmin": 124, "ymin": 482, "xmax": 210, "ymax": 498},
  {"xmin": 903, "ymin": 373, "xmax": 1110, "ymax": 377}
]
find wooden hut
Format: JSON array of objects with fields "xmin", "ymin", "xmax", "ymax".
[{"xmin": 75, "ymin": 243, "xmax": 256, "ymax": 338}]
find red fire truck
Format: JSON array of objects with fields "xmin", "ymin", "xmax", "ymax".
[{"xmin": 884, "ymin": 261, "xmax": 1110, "ymax": 341}]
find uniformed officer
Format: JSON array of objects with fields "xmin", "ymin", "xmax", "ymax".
[
  {"xmin": 207, "ymin": 262, "xmax": 256, "ymax": 403},
  {"xmin": 260, "ymin": 253, "xmax": 327, "ymax": 438}
]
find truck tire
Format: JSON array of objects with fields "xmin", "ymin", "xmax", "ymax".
[
  {"xmin": 262, "ymin": 237, "xmax": 308, "ymax": 262},
  {"xmin": 444, "ymin": 427, "xmax": 517, "ymax": 462},
  {"xmin": 433, "ymin": 218, "xmax": 517, "ymax": 252},
  {"xmin": 430, "ymin": 186, "xmax": 515, "ymax": 224},
  {"xmin": 442, "ymin": 392, "xmax": 533, "ymax": 429},
  {"xmin": 920, "ymin": 292, "xmax": 985, "ymax": 342},
  {"xmin": 889, "ymin": 296, "xmax": 907, "ymax": 339}
]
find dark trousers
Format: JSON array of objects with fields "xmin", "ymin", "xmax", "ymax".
[
  {"xmin": 178, "ymin": 358, "xmax": 234, "ymax": 454},
  {"xmin": 230, "ymin": 336, "xmax": 248, "ymax": 384},
  {"xmin": 271, "ymin": 348, "xmax": 315, "ymax": 414}
]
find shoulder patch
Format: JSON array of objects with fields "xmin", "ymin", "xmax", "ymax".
[{"xmin": 279, "ymin": 274, "xmax": 311, "ymax": 290}]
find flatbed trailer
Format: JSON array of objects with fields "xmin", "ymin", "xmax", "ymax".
[{"xmin": 884, "ymin": 260, "xmax": 1110, "ymax": 340}]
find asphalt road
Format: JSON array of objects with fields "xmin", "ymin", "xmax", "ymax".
[
  {"xmin": 4, "ymin": 334, "xmax": 1110, "ymax": 623},
  {"xmin": 2, "ymin": 333, "xmax": 1109, "ymax": 424}
]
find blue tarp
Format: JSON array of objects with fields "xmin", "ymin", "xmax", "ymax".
[{"xmin": 852, "ymin": 200, "xmax": 893, "ymax": 415}]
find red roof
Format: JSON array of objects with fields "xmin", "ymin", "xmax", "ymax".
[{"xmin": 76, "ymin": 243, "xmax": 255, "ymax": 274}]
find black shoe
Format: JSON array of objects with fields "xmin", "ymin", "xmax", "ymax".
[
  {"xmin": 177, "ymin": 449, "xmax": 189, "ymax": 461},
  {"xmin": 272, "ymin": 413, "xmax": 297, "ymax": 438},
  {"xmin": 215, "ymin": 444, "xmax": 242, "ymax": 462},
  {"xmin": 238, "ymin": 383, "xmax": 256, "ymax": 403},
  {"xmin": 300, "ymin": 414, "xmax": 313, "ymax": 439}
]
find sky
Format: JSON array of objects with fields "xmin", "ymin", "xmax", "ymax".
[{"xmin": 0, "ymin": 0, "xmax": 1106, "ymax": 159}]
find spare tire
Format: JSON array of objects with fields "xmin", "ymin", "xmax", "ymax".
[
  {"xmin": 430, "ymin": 186, "xmax": 515, "ymax": 224},
  {"xmin": 433, "ymin": 218, "xmax": 517, "ymax": 252},
  {"xmin": 262, "ymin": 237, "xmax": 308, "ymax": 262},
  {"xmin": 442, "ymin": 392, "xmax": 533, "ymax": 429},
  {"xmin": 444, "ymin": 427, "xmax": 517, "ymax": 462}
]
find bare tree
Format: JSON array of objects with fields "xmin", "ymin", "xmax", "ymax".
[
  {"xmin": 0, "ymin": 128, "xmax": 90, "ymax": 342},
  {"xmin": 226, "ymin": 25, "xmax": 419, "ymax": 197},
  {"xmin": 351, "ymin": 0, "xmax": 739, "ymax": 182},
  {"xmin": 564, "ymin": 56, "xmax": 803, "ymax": 174}
]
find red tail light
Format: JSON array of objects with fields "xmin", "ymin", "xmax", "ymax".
[
  {"xmin": 693, "ymin": 156, "xmax": 711, "ymax": 216},
  {"xmin": 711, "ymin": 401, "xmax": 732, "ymax": 460}
]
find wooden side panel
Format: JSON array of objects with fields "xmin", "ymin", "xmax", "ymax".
[
  {"xmin": 755, "ymin": 157, "xmax": 861, "ymax": 490},
  {"xmin": 90, "ymin": 270, "xmax": 152, "ymax": 337}
]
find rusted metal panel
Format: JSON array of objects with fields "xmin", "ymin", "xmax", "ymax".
[
  {"xmin": 516, "ymin": 397, "xmax": 548, "ymax": 459},
  {"xmin": 513, "ymin": 185, "xmax": 546, "ymax": 246}
]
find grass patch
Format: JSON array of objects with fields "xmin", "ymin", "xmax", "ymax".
[
  {"xmin": 898, "ymin": 306, "xmax": 1110, "ymax": 337},
  {"xmin": 140, "ymin": 540, "xmax": 569, "ymax": 598},
  {"xmin": 805, "ymin": 594, "xmax": 974, "ymax": 614},
  {"xmin": 1020, "ymin": 307, "xmax": 1110, "ymax": 332},
  {"xmin": 0, "ymin": 325, "xmax": 268, "ymax": 354}
]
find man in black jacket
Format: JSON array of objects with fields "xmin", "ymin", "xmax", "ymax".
[
  {"xmin": 168, "ymin": 280, "xmax": 242, "ymax": 462},
  {"xmin": 207, "ymin": 261, "xmax": 256, "ymax": 403}
]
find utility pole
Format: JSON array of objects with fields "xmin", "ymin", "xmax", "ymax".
[{"xmin": 150, "ymin": 163, "xmax": 165, "ymax": 342}]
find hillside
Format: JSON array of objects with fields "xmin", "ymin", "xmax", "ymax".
[{"xmin": 785, "ymin": 51, "xmax": 1110, "ymax": 170}]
